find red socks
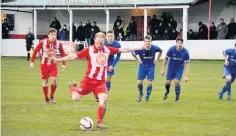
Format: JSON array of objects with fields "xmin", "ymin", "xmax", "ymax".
[
  {"xmin": 97, "ymin": 105, "xmax": 106, "ymax": 124},
  {"xmin": 42, "ymin": 86, "xmax": 48, "ymax": 99},
  {"xmin": 50, "ymin": 84, "xmax": 57, "ymax": 97}
]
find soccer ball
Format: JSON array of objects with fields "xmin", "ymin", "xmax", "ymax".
[{"xmin": 79, "ymin": 117, "xmax": 94, "ymax": 130}]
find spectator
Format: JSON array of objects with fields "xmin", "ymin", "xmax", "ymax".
[
  {"xmin": 128, "ymin": 19, "xmax": 137, "ymax": 41},
  {"xmin": 114, "ymin": 21, "xmax": 123, "ymax": 40},
  {"xmin": 163, "ymin": 29, "xmax": 170, "ymax": 40},
  {"xmin": 84, "ymin": 20, "xmax": 92, "ymax": 45},
  {"xmin": 113, "ymin": 16, "xmax": 122, "ymax": 31},
  {"xmin": 153, "ymin": 29, "xmax": 162, "ymax": 40},
  {"xmin": 76, "ymin": 22, "xmax": 85, "ymax": 41},
  {"xmin": 170, "ymin": 29, "xmax": 178, "ymax": 40},
  {"xmin": 72, "ymin": 23, "xmax": 76, "ymax": 41},
  {"xmin": 122, "ymin": 20, "xmax": 128, "ymax": 40},
  {"xmin": 49, "ymin": 17, "xmax": 61, "ymax": 37},
  {"xmin": 147, "ymin": 28, "xmax": 152, "ymax": 36},
  {"xmin": 90, "ymin": 21, "xmax": 100, "ymax": 45},
  {"xmin": 167, "ymin": 23, "xmax": 173, "ymax": 33},
  {"xmin": 117, "ymin": 32, "xmax": 123, "ymax": 41},
  {"xmin": 228, "ymin": 18, "xmax": 236, "ymax": 39},
  {"xmin": 158, "ymin": 22, "xmax": 165, "ymax": 36},
  {"xmin": 188, "ymin": 29, "xmax": 196, "ymax": 40},
  {"xmin": 160, "ymin": 16, "xmax": 167, "ymax": 28},
  {"xmin": 210, "ymin": 22, "xmax": 217, "ymax": 39},
  {"xmin": 2, "ymin": 19, "xmax": 9, "ymax": 39},
  {"xmin": 149, "ymin": 14, "xmax": 159, "ymax": 34},
  {"xmin": 198, "ymin": 21, "xmax": 208, "ymax": 39},
  {"xmin": 216, "ymin": 18, "xmax": 228, "ymax": 39},
  {"xmin": 59, "ymin": 24, "xmax": 68, "ymax": 41},
  {"xmin": 25, "ymin": 28, "xmax": 35, "ymax": 61},
  {"xmin": 169, "ymin": 17, "xmax": 177, "ymax": 29},
  {"xmin": 177, "ymin": 29, "xmax": 183, "ymax": 38}
]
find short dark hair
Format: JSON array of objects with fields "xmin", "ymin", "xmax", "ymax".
[
  {"xmin": 48, "ymin": 28, "xmax": 57, "ymax": 34},
  {"xmin": 106, "ymin": 31, "xmax": 114, "ymax": 34},
  {"xmin": 176, "ymin": 37, "xmax": 183, "ymax": 42},
  {"xmin": 235, "ymin": 43, "xmax": 236, "ymax": 46},
  {"xmin": 144, "ymin": 35, "xmax": 152, "ymax": 40}
]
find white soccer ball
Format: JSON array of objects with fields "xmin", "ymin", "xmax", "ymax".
[{"xmin": 79, "ymin": 117, "xmax": 94, "ymax": 130}]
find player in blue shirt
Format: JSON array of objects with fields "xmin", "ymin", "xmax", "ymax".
[
  {"xmin": 93, "ymin": 31, "xmax": 121, "ymax": 102},
  {"xmin": 133, "ymin": 35, "xmax": 163, "ymax": 102},
  {"xmin": 161, "ymin": 38, "xmax": 190, "ymax": 101},
  {"xmin": 218, "ymin": 43, "xmax": 236, "ymax": 100}
]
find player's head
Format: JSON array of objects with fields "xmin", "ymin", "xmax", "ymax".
[
  {"xmin": 144, "ymin": 35, "xmax": 152, "ymax": 49},
  {"xmin": 48, "ymin": 28, "xmax": 57, "ymax": 43},
  {"xmin": 28, "ymin": 28, "xmax": 31, "ymax": 33},
  {"xmin": 94, "ymin": 32, "xmax": 106, "ymax": 50},
  {"xmin": 176, "ymin": 37, "xmax": 184, "ymax": 50},
  {"xmin": 234, "ymin": 43, "xmax": 236, "ymax": 49},
  {"xmin": 106, "ymin": 31, "xmax": 114, "ymax": 44}
]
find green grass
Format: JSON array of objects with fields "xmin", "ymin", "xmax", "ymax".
[{"xmin": 1, "ymin": 57, "xmax": 236, "ymax": 136}]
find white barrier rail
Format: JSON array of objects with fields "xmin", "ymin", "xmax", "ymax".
[{"xmin": 1, "ymin": 39, "xmax": 235, "ymax": 60}]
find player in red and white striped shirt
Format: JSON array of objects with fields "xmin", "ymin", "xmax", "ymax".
[
  {"xmin": 30, "ymin": 28, "xmax": 66, "ymax": 104},
  {"xmin": 51, "ymin": 32, "xmax": 143, "ymax": 129}
]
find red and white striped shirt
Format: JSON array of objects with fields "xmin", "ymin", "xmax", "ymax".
[
  {"xmin": 31, "ymin": 38, "xmax": 66, "ymax": 65},
  {"xmin": 77, "ymin": 45, "xmax": 119, "ymax": 81}
]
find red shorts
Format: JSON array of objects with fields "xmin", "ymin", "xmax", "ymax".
[
  {"xmin": 77, "ymin": 78, "xmax": 108, "ymax": 95},
  {"xmin": 40, "ymin": 63, "xmax": 57, "ymax": 80}
]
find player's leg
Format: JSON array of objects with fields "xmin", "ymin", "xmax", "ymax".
[
  {"xmin": 41, "ymin": 65, "xmax": 50, "ymax": 103},
  {"xmin": 227, "ymin": 75, "xmax": 235, "ymax": 100},
  {"xmin": 96, "ymin": 93, "xmax": 108, "ymax": 129},
  {"xmin": 137, "ymin": 80, "xmax": 144, "ymax": 102},
  {"xmin": 26, "ymin": 44, "xmax": 32, "ymax": 61},
  {"xmin": 106, "ymin": 76, "xmax": 112, "ymax": 92},
  {"xmin": 173, "ymin": 68, "xmax": 184, "ymax": 101},
  {"xmin": 145, "ymin": 65, "xmax": 155, "ymax": 102},
  {"xmin": 49, "ymin": 77, "xmax": 57, "ymax": 103},
  {"xmin": 173, "ymin": 79, "xmax": 181, "ymax": 101},
  {"xmin": 42, "ymin": 79, "xmax": 49, "ymax": 103},
  {"xmin": 136, "ymin": 64, "xmax": 146, "ymax": 102},
  {"xmin": 219, "ymin": 67, "xmax": 232, "ymax": 99},
  {"xmin": 95, "ymin": 82, "xmax": 108, "ymax": 129},
  {"xmin": 49, "ymin": 65, "xmax": 58, "ymax": 103},
  {"xmin": 228, "ymin": 75, "xmax": 236, "ymax": 100},
  {"xmin": 163, "ymin": 69, "xmax": 174, "ymax": 100},
  {"xmin": 69, "ymin": 80, "xmax": 91, "ymax": 102},
  {"xmin": 106, "ymin": 69, "xmax": 115, "ymax": 92}
]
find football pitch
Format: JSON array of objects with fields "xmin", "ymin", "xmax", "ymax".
[{"xmin": 1, "ymin": 57, "xmax": 236, "ymax": 136}]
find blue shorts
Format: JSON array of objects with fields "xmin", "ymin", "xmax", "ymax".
[
  {"xmin": 166, "ymin": 67, "xmax": 184, "ymax": 81},
  {"xmin": 107, "ymin": 68, "xmax": 115, "ymax": 76},
  {"xmin": 137, "ymin": 64, "xmax": 155, "ymax": 81},
  {"xmin": 223, "ymin": 66, "xmax": 236, "ymax": 80}
]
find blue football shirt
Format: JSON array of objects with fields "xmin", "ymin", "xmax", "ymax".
[
  {"xmin": 133, "ymin": 45, "xmax": 162, "ymax": 66},
  {"xmin": 224, "ymin": 48, "xmax": 236, "ymax": 67},
  {"xmin": 166, "ymin": 45, "xmax": 190, "ymax": 70},
  {"xmin": 104, "ymin": 40, "xmax": 121, "ymax": 66}
]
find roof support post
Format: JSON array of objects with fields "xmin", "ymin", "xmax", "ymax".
[
  {"xmin": 105, "ymin": 9, "xmax": 110, "ymax": 32},
  {"xmin": 143, "ymin": 8, "xmax": 148, "ymax": 37},
  {"xmin": 182, "ymin": 7, "xmax": 188, "ymax": 47},
  {"xmin": 69, "ymin": 9, "xmax": 73, "ymax": 45},
  {"xmin": 33, "ymin": 9, "xmax": 37, "ymax": 45}
]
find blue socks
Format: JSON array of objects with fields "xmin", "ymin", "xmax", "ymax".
[
  {"xmin": 146, "ymin": 85, "xmax": 152, "ymax": 100},
  {"xmin": 138, "ymin": 84, "xmax": 143, "ymax": 95},
  {"xmin": 226, "ymin": 82, "xmax": 231, "ymax": 97},
  {"xmin": 175, "ymin": 85, "xmax": 181, "ymax": 99},
  {"xmin": 106, "ymin": 81, "xmax": 111, "ymax": 92},
  {"xmin": 220, "ymin": 82, "xmax": 231, "ymax": 95}
]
